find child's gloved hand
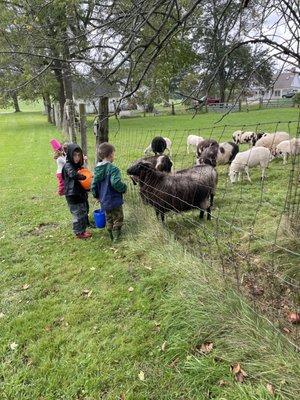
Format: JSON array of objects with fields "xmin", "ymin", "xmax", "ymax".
[{"xmin": 77, "ymin": 174, "xmax": 87, "ymax": 180}]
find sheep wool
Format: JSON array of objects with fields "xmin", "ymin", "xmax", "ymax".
[
  {"xmin": 255, "ymin": 131, "xmax": 290, "ymax": 150},
  {"xmin": 186, "ymin": 135, "xmax": 204, "ymax": 154},
  {"xmin": 274, "ymin": 138, "xmax": 300, "ymax": 164},
  {"xmin": 229, "ymin": 146, "xmax": 271, "ymax": 183}
]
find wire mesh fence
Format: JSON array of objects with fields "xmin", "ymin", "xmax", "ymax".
[{"xmin": 109, "ymin": 119, "xmax": 300, "ymax": 349}]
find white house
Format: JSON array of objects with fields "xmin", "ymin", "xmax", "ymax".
[
  {"xmin": 247, "ymin": 71, "xmax": 300, "ymax": 101},
  {"xmin": 73, "ymin": 79, "xmax": 120, "ymax": 114}
]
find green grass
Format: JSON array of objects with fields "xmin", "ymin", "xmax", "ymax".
[
  {"xmin": 0, "ymin": 109, "xmax": 299, "ymax": 399},
  {"xmin": 0, "ymin": 100, "xmax": 44, "ymax": 113}
]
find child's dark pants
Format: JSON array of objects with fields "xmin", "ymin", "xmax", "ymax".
[
  {"xmin": 67, "ymin": 201, "xmax": 88, "ymax": 234},
  {"xmin": 105, "ymin": 206, "xmax": 124, "ymax": 230}
]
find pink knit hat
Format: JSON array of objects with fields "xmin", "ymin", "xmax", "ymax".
[{"xmin": 50, "ymin": 139, "xmax": 62, "ymax": 151}]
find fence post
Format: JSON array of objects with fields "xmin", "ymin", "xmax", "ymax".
[
  {"xmin": 259, "ymin": 98, "xmax": 263, "ymax": 109},
  {"xmin": 171, "ymin": 102, "xmax": 175, "ymax": 115},
  {"xmin": 79, "ymin": 103, "xmax": 87, "ymax": 158},
  {"xmin": 238, "ymin": 99, "xmax": 242, "ymax": 112}
]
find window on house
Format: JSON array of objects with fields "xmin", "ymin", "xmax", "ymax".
[{"xmin": 274, "ymin": 90, "xmax": 281, "ymax": 97}]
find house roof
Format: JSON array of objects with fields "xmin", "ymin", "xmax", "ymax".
[
  {"xmin": 73, "ymin": 78, "xmax": 120, "ymax": 100},
  {"xmin": 273, "ymin": 72, "xmax": 300, "ymax": 89}
]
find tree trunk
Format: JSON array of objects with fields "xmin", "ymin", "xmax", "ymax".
[
  {"xmin": 62, "ymin": 60, "xmax": 77, "ymax": 142},
  {"xmin": 79, "ymin": 103, "xmax": 87, "ymax": 157},
  {"xmin": 43, "ymin": 93, "xmax": 52, "ymax": 123},
  {"xmin": 53, "ymin": 61, "xmax": 65, "ymax": 128},
  {"xmin": 12, "ymin": 92, "xmax": 21, "ymax": 112},
  {"xmin": 217, "ymin": 63, "xmax": 226, "ymax": 103},
  {"xmin": 95, "ymin": 97, "xmax": 109, "ymax": 163}
]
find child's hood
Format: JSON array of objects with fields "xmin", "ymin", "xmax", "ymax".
[
  {"xmin": 66, "ymin": 143, "xmax": 84, "ymax": 168},
  {"xmin": 94, "ymin": 160, "xmax": 111, "ymax": 181}
]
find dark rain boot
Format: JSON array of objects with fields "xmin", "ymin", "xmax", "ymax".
[
  {"xmin": 107, "ymin": 229, "xmax": 114, "ymax": 241},
  {"xmin": 113, "ymin": 228, "xmax": 122, "ymax": 243}
]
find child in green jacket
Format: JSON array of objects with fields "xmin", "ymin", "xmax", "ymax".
[{"xmin": 92, "ymin": 142, "xmax": 127, "ymax": 242}]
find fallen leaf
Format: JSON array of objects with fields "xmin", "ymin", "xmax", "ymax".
[
  {"xmin": 144, "ymin": 266, "xmax": 152, "ymax": 270},
  {"xmin": 282, "ymin": 327, "xmax": 291, "ymax": 334},
  {"xmin": 266, "ymin": 383, "xmax": 275, "ymax": 396},
  {"xmin": 119, "ymin": 394, "xmax": 126, "ymax": 400},
  {"xmin": 128, "ymin": 287, "xmax": 134, "ymax": 292},
  {"xmin": 22, "ymin": 284, "xmax": 30, "ymax": 290},
  {"xmin": 0, "ymin": 312, "xmax": 5, "ymax": 318},
  {"xmin": 138, "ymin": 370, "xmax": 145, "ymax": 381},
  {"xmin": 161, "ymin": 341, "xmax": 167, "ymax": 352},
  {"xmin": 218, "ymin": 380, "xmax": 228, "ymax": 387},
  {"xmin": 231, "ymin": 363, "xmax": 247, "ymax": 383},
  {"xmin": 230, "ymin": 363, "xmax": 241, "ymax": 374},
  {"xmin": 44, "ymin": 325, "xmax": 52, "ymax": 332},
  {"xmin": 288, "ymin": 312, "xmax": 300, "ymax": 324},
  {"xmin": 169, "ymin": 357, "xmax": 179, "ymax": 368},
  {"xmin": 53, "ymin": 317, "xmax": 64, "ymax": 326},
  {"xmin": 81, "ymin": 289, "xmax": 92, "ymax": 298},
  {"xmin": 235, "ymin": 371, "xmax": 246, "ymax": 383},
  {"xmin": 90, "ymin": 267, "xmax": 96, "ymax": 271},
  {"xmin": 10, "ymin": 342, "xmax": 18, "ymax": 350},
  {"xmin": 196, "ymin": 341, "xmax": 213, "ymax": 354}
]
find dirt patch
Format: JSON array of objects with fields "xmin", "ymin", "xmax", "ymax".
[{"xmin": 26, "ymin": 222, "xmax": 59, "ymax": 236}]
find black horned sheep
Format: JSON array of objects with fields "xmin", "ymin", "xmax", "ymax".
[
  {"xmin": 127, "ymin": 160, "xmax": 217, "ymax": 222},
  {"xmin": 129, "ymin": 155, "xmax": 173, "ymax": 186}
]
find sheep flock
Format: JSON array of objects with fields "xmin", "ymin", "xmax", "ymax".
[{"xmin": 127, "ymin": 131, "xmax": 299, "ymax": 222}]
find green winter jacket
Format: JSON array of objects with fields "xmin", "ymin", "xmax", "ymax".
[{"xmin": 92, "ymin": 161, "xmax": 127, "ymax": 210}]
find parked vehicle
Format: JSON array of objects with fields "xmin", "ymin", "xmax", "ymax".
[
  {"xmin": 282, "ymin": 90, "xmax": 297, "ymax": 98},
  {"xmin": 206, "ymin": 97, "xmax": 220, "ymax": 104}
]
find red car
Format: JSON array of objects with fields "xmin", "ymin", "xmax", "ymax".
[{"xmin": 206, "ymin": 97, "xmax": 220, "ymax": 105}]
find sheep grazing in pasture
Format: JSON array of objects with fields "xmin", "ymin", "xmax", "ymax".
[
  {"xmin": 229, "ymin": 147, "xmax": 272, "ymax": 183},
  {"xmin": 129, "ymin": 155, "xmax": 173, "ymax": 185},
  {"xmin": 273, "ymin": 138, "xmax": 300, "ymax": 164},
  {"xmin": 196, "ymin": 139, "xmax": 239, "ymax": 166},
  {"xmin": 232, "ymin": 130, "xmax": 264, "ymax": 146},
  {"xmin": 255, "ymin": 131, "xmax": 290, "ymax": 150},
  {"xmin": 232, "ymin": 130, "xmax": 243, "ymax": 144},
  {"xmin": 186, "ymin": 134, "xmax": 204, "ymax": 154},
  {"xmin": 127, "ymin": 160, "xmax": 216, "ymax": 222},
  {"xmin": 144, "ymin": 137, "xmax": 172, "ymax": 156}
]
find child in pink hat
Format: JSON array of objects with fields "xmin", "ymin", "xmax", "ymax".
[{"xmin": 50, "ymin": 139, "xmax": 68, "ymax": 196}]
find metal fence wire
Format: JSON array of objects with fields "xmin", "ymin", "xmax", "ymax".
[{"xmin": 111, "ymin": 120, "xmax": 300, "ymax": 349}]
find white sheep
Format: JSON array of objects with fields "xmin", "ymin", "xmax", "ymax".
[
  {"xmin": 274, "ymin": 138, "xmax": 300, "ymax": 164},
  {"xmin": 239, "ymin": 131, "xmax": 256, "ymax": 145},
  {"xmin": 144, "ymin": 137, "xmax": 172, "ymax": 156},
  {"xmin": 232, "ymin": 130, "xmax": 243, "ymax": 144},
  {"xmin": 229, "ymin": 147, "xmax": 272, "ymax": 183},
  {"xmin": 186, "ymin": 134, "xmax": 204, "ymax": 154},
  {"xmin": 255, "ymin": 131, "xmax": 290, "ymax": 150}
]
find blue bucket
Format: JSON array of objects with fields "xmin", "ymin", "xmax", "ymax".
[{"xmin": 93, "ymin": 209, "xmax": 106, "ymax": 228}]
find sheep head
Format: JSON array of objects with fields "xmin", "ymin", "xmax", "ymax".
[
  {"xmin": 156, "ymin": 155, "xmax": 173, "ymax": 172},
  {"xmin": 127, "ymin": 160, "xmax": 154, "ymax": 180}
]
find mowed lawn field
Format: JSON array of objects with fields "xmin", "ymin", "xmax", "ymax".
[{"xmin": 0, "ymin": 107, "xmax": 299, "ymax": 400}]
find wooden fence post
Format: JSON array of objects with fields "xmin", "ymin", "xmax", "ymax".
[
  {"xmin": 238, "ymin": 99, "xmax": 242, "ymax": 112},
  {"xmin": 171, "ymin": 102, "xmax": 175, "ymax": 115},
  {"xmin": 79, "ymin": 103, "xmax": 87, "ymax": 157}
]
